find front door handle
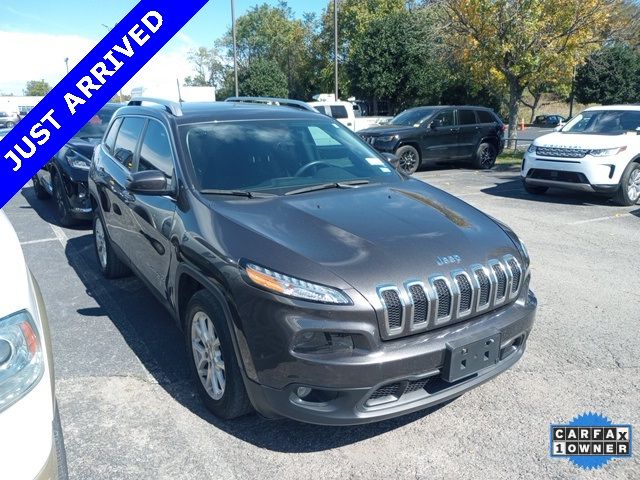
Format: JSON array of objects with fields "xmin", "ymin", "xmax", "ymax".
[{"xmin": 450, "ymin": 128, "xmax": 460, "ymax": 133}]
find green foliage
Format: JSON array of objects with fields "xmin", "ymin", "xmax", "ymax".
[
  {"xmin": 238, "ymin": 58, "xmax": 289, "ymax": 98},
  {"xmin": 184, "ymin": 47, "xmax": 226, "ymax": 88},
  {"xmin": 23, "ymin": 80, "xmax": 51, "ymax": 96},
  {"xmin": 575, "ymin": 44, "xmax": 640, "ymax": 104}
]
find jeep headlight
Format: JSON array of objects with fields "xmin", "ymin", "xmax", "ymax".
[
  {"xmin": 0, "ymin": 310, "xmax": 44, "ymax": 413},
  {"xmin": 377, "ymin": 135, "xmax": 399, "ymax": 142},
  {"xmin": 66, "ymin": 150, "xmax": 91, "ymax": 170},
  {"xmin": 244, "ymin": 263, "xmax": 351, "ymax": 305},
  {"xmin": 527, "ymin": 144, "xmax": 536, "ymax": 154},
  {"xmin": 589, "ymin": 146, "xmax": 626, "ymax": 157}
]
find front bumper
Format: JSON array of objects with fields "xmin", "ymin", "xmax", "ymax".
[
  {"xmin": 237, "ymin": 285, "xmax": 536, "ymax": 425},
  {"xmin": 521, "ymin": 152, "xmax": 628, "ymax": 193}
]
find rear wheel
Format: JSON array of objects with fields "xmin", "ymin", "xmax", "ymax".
[
  {"xmin": 52, "ymin": 174, "xmax": 76, "ymax": 227},
  {"xmin": 613, "ymin": 162, "xmax": 640, "ymax": 206},
  {"xmin": 522, "ymin": 179, "xmax": 548, "ymax": 195},
  {"xmin": 473, "ymin": 142, "xmax": 497, "ymax": 169},
  {"xmin": 395, "ymin": 145, "xmax": 421, "ymax": 175},
  {"xmin": 32, "ymin": 177, "xmax": 50, "ymax": 199},
  {"xmin": 5, "ymin": 121, "xmax": 14, "ymax": 128},
  {"xmin": 185, "ymin": 290, "xmax": 252, "ymax": 420},
  {"xmin": 93, "ymin": 213, "xmax": 130, "ymax": 278}
]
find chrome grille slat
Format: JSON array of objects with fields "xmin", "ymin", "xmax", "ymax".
[
  {"xmin": 536, "ymin": 146, "xmax": 588, "ymax": 158},
  {"xmin": 377, "ymin": 258, "xmax": 525, "ymax": 339}
]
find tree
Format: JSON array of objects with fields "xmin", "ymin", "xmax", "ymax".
[
  {"xmin": 443, "ymin": 0, "xmax": 619, "ymax": 143},
  {"xmin": 24, "ymin": 80, "xmax": 51, "ymax": 96},
  {"xmin": 575, "ymin": 44, "xmax": 640, "ymax": 104},
  {"xmin": 218, "ymin": 2, "xmax": 312, "ymax": 99},
  {"xmin": 184, "ymin": 47, "xmax": 226, "ymax": 88},
  {"xmin": 238, "ymin": 58, "xmax": 288, "ymax": 97},
  {"xmin": 347, "ymin": 9, "xmax": 447, "ymax": 113}
]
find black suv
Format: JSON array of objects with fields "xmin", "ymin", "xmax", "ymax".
[
  {"xmin": 359, "ymin": 106, "xmax": 505, "ymax": 175},
  {"xmin": 89, "ymin": 98, "xmax": 536, "ymax": 425},
  {"xmin": 32, "ymin": 104, "xmax": 120, "ymax": 226}
]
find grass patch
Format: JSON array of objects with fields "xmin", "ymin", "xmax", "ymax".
[{"xmin": 496, "ymin": 151, "xmax": 524, "ymax": 166}]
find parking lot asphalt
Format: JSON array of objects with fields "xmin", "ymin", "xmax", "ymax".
[{"xmin": 4, "ymin": 165, "xmax": 639, "ymax": 480}]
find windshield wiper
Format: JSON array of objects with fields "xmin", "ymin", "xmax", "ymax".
[
  {"xmin": 199, "ymin": 189, "xmax": 274, "ymax": 199},
  {"xmin": 285, "ymin": 180, "xmax": 370, "ymax": 196}
]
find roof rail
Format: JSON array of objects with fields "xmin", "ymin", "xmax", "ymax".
[
  {"xmin": 128, "ymin": 97, "xmax": 183, "ymax": 117},
  {"xmin": 225, "ymin": 96, "xmax": 317, "ymax": 113}
]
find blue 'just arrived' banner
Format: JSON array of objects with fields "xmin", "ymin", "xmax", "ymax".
[{"xmin": 0, "ymin": 0, "xmax": 209, "ymax": 208}]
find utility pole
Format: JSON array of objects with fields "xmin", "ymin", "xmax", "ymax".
[
  {"xmin": 334, "ymin": 0, "xmax": 339, "ymax": 101},
  {"xmin": 569, "ymin": 65, "xmax": 576, "ymax": 119},
  {"xmin": 64, "ymin": 57, "xmax": 69, "ymax": 74},
  {"xmin": 232, "ymin": 0, "xmax": 239, "ymax": 97}
]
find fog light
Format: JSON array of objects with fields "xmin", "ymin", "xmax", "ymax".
[
  {"xmin": 296, "ymin": 386, "xmax": 312, "ymax": 398},
  {"xmin": 293, "ymin": 332, "xmax": 354, "ymax": 354}
]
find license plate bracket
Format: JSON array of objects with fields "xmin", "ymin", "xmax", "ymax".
[{"xmin": 443, "ymin": 331, "xmax": 501, "ymax": 383}]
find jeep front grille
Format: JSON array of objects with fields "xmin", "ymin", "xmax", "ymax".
[
  {"xmin": 536, "ymin": 146, "xmax": 588, "ymax": 158},
  {"xmin": 377, "ymin": 255, "xmax": 525, "ymax": 339}
]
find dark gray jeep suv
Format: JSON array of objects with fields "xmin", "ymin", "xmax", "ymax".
[{"xmin": 88, "ymin": 98, "xmax": 536, "ymax": 425}]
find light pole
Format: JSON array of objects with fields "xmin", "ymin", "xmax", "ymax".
[
  {"xmin": 101, "ymin": 23, "xmax": 125, "ymax": 102},
  {"xmin": 334, "ymin": 0, "xmax": 339, "ymax": 101},
  {"xmin": 64, "ymin": 57, "xmax": 69, "ymax": 74},
  {"xmin": 231, "ymin": 0, "xmax": 239, "ymax": 97}
]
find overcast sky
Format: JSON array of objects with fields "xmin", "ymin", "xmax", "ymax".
[{"xmin": 0, "ymin": 0, "xmax": 326, "ymax": 95}]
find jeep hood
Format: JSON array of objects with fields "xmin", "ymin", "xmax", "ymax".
[
  {"xmin": 358, "ymin": 125, "xmax": 418, "ymax": 136},
  {"xmin": 212, "ymin": 180, "xmax": 519, "ymax": 297}
]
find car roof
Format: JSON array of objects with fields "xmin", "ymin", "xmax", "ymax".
[
  {"xmin": 584, "ymin": 105, "xmax": 640, "ymax": 112},
  {"xmin": 116, "ymin": 101, "xmax": 327, "ymax": 124},
  {"xmin": 403, "ymin": 105, "xmax": 494, "ymax": 111}
]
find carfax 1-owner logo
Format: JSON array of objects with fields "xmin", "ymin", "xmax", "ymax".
[{"xmin": 550, "ymin": 412, "xmax": 633, "ymax": 470}]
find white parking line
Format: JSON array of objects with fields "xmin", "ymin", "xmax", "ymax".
[
  {"xmin": 20, "ymin": 237, "xmax": 59, "ymax": 246},
  {"xmin": 569, "ymin": 213, "xmax": 632, "ymax": 225},
  {"xmin": 49, "ymin": 224, "xmax": 69, "ymax": 248}
]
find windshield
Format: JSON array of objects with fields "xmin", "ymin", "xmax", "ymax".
[
  {"xmin": 181, "ymin": 119, "xmax": 402, "ymax": 195},
  {"xmin": 75, "ymin": 105, "xmax": 119, "ymax": 139},
  {"xmin": 561, "ymin": 110, "xmax": 640, "ymax": 135},
  {"xmin": 390, "ymin": 108, "xmax": 435, "ymax": 126}
]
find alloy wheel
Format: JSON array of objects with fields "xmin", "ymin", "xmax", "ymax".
[
  {"xmin": 191, "ymin": 311, "xmax": 226, "ymax": 401},
  {"xmin": 400, "ymin": 151, "xmax": 418, "ymax": 174},
  {"xmin": 94, "ymin": 217, "xmax": 108, "ymax": 269},
  {"xmin": 481, "ymin": 147, "xmax": 495, "ymax": 168},
  {"xmin": 627, "ymin": 169, "xmax": 640, "ymax": 202}
]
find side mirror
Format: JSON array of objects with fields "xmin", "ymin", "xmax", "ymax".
[
  {"xmin": 126, "ymin": 170, "xmax": 171, "ymax": 195},
  {"xmin": 382, "ymin": 152, "xmax": 400, "ymax": 169}
]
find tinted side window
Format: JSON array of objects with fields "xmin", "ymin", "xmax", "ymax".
[
  {"xmin": 459, "ymin": 109, "xmax": 477, "ymax": 125},
  {"xmin": 477, "ymin": 110, "xmax": 496, "ymax": 123},
  {"xmin": 432, "ymin": 110, "xmax": 454, "ymax": 126},
  {"xmin": 104, "ymin": 118, "xmax": 122, "ymax": 154},
  {"xmin": 138, "ymin": 121, "xmax": 174, "ymax": 181},
  {"xmin": 330, "ymin": 105, "xmax": 349, "ymax": 119},
  {"xmin": 113, "ymin": 117, "xmax": 145, "ymax": 171}
]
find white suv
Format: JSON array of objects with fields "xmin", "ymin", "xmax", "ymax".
[{"xmin": 522, "ymin": 105, "xmax": 640, "ymax": 205}]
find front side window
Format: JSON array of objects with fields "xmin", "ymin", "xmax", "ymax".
[
  {"xmin": 432, "ymin": 110, "xmax": 454, "ymax": 127},
  {"xmin": 138, "ymin": 120, "xmax": 174, "ymax": 181},
  {"xmin": 181, "ymin": 119, "xmax": 401, "ymax": 195},
  {"xmin": 104, "ymin": 118, "xmax": 122, "ymax": 154},
  {"xmin": 330, "ymin": 105, "xmax": 349, "ymax": 119},
  {"xmin": 113, "ymin": 117, "xmax": 145, "ymax": 170},
  {"xmin": 562, "ymin": 110, "xmax": 640, "ymax": 135}
]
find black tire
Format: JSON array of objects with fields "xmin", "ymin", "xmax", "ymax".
[
  {"xmin": 53, "ymin": 405, "xmax": 69, "ymax": 480},
  {"xmin": 93, "ymin": 213, "xmax": 130, "ymax": 279},
  {"xmin": 473, "ymin": 142, "xmax": 497, "ymax": 170},
  {"xmin": 32, "ymin": 176, "xmax": 50, "ymax": 199},
  {"xmin": 5, "ymin": 121, "xmax": 14, "ymax": 128},
  {"xmin": 185, "ymin": 290, "xmax": 253, "ymax": 420},
  {"xmin": 613, "ymin": 162, "xmax": 640, "ymax": 206},
  {"xmin": 52, "ymin": 174, "xmax": 76, "ymax": 227},
  {"xmin": 395, "ymin": 145, "xmax": 421, "ymax": 175},
  {"xmin": 522, "ymin": 179, "xmax": 549, "ymax": 195}
]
